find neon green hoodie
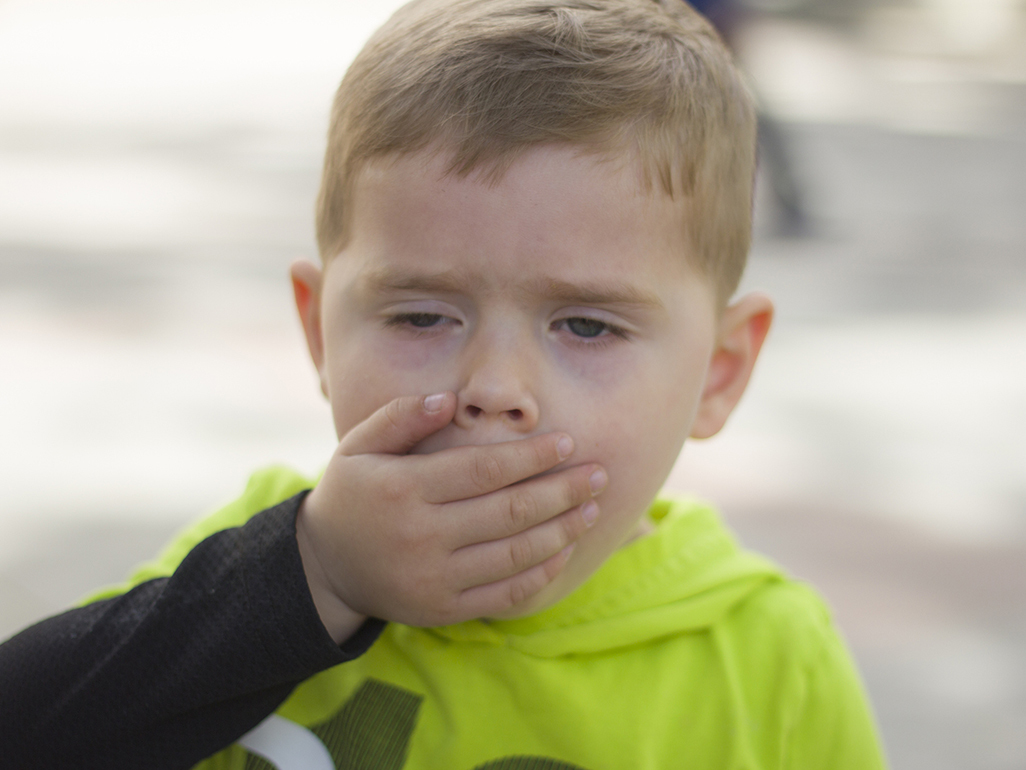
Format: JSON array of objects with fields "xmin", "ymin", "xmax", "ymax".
[{"xmin": 109, "ymin": 467, "xmax": 886, "ymax": 770}]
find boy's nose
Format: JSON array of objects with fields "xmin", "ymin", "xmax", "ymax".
[{"xmin": 453, "ymin": 338, "xmax": 540, "ymax": 433}]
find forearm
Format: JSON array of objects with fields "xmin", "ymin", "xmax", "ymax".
[{"xmin": 0, "ymin": 493, "xmax": 384, "ymax": 769}]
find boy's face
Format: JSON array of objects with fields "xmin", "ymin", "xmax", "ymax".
[{"xmin": 300, "ymin": 145, "xmax": 752, "ymax": 617}]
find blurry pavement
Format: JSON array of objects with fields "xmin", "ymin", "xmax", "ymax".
[{"xmin": 1, "ymin": 2, "xmax": 1025, "ymax": 768}]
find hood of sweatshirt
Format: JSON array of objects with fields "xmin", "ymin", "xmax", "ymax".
[{"xmin": 428, "ymin": 497, "xmax": 783, "ymax": 658}]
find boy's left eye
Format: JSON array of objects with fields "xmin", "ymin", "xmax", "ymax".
[
  {"xmin": 555, "ymin": 317, "xmax": 628, "ymax": 341},
  {"xmin": 565, "ymin": 317, "xmax": 607, "ymax": 338}
]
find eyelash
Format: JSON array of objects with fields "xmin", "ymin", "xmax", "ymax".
[{"xmin": 383, "ymin": 313, "xmax": 630, "ymax": 346}]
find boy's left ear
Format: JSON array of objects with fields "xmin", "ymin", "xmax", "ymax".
[{"xmin": 690, "ymin": 292, "xmax": 773, "ymax": 440}]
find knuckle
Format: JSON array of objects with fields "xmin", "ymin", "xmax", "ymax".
[
  {"xmin": 391, "ymin": 513, "xmax": 436, "ymax": 560},
  {"xmin": 383, "ymin": 470, "xmax": 421, "ymax": 508},
  {"xmin": 380, "ymin": 476, "xmax": 410, "ymax": 505},
  {"xmin": 507, "ymin": 536, "xmax": 534, "ymax": 573},
  {"xmin": 561, "ymin": 510, "xmax": 584, "ymax": 542},
  {"xmin": 560, "ymin": 475, "xmax": 585, "ymax": 511},
  {"xmin": 530, "ymin": 438, "xmax": 553, "ymax": 472},
  {"xmin": 471, "ymin": 452, "xmax": 504, "ymax": 491},
  {"xmin": 393, "ymin": 515, "xmax": 421, "ymax": 548},
  {"xmin": 403, "ymin": 562, "xmax": 440, "ymax": 602},
  {"xmin": 446, "ymin": 594, "xmax": 477, "ymax": 627},
  {"xmin": 438, "ymin": 597, "xmax": 464, "ymax": 627},
  {"xmin": 506, "ymin": 573, "xmax": 536, "ymax": 609},
  {"xmin": 382, "ymin": 398, "xmax": 404, "ymax": 430},
  {"xmin": 506, "ymin": 490, "xmax": 538, "ymax": 533},
  {"xmin": 425, "ymin": 581, "xmax": 463, "ymax": 626},
  {"xmin": 542, "ymin": 552, "xmax": 565, "ymax": 582}
]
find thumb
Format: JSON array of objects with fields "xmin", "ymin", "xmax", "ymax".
[{"xmin": 338, "ymin": 392, "xmax": 456, "ymax": 456}]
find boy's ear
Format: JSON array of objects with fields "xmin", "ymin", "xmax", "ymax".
[
  {"xmin": 690, "ymin": 292, "xmax": 773, "ymax": 440},
  {"xmin": 290, "ymin": 259, "xmax": 328, "ymax": 398}
]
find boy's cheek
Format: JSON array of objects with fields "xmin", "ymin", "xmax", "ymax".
[
  {"xmin": 552, "ymin": 345, "xmax": 640, "ymax": 389},
  {"xmin": 596, "ymin": 405, "xmax": 690, "ymax": 496},
  {"xmin": 325, "ymin": 351, "xmax": 456, "ymax": 437},
  {"xmin": 376, "ymin": 334, "xmax": 463, "ymax": 373}
]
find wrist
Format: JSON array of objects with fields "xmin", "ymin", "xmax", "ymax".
[{"xmin": 295, "ymin": 498, "xmax": 367, "ymax": 644}]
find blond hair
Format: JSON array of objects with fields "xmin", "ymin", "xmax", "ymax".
[{"xmin": 316, "ymin": 0, "xmax": 756, "ymax": 301}]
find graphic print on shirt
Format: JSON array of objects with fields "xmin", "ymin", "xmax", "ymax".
[
  {"xmin": 244, "ymin": 679, "xmax": 419, "ymax": 770},
  {"xmin": 241, "ymin": 678, "xmax": 588, "ymax": 770}
]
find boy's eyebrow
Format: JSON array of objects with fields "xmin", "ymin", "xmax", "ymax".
[
  {"xmin": 360, "ymin": 268, "xmax": 474, "ymax": 295},
  {"xmin": 361, "ymin": 268, "xmax": 664, "ymax": 309},
  {"xmin": 524, "ymin": 278, "xmax": 665, "ymax": 309}
]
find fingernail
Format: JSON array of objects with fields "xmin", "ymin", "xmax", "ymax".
[
  {"xmin": 560, "ymin": 543, "xmax": 576, "ymax": 559},
  {"xmin": 582, "ymin": 501, "xmax": 599, "ymax": 526},
  {"xmin": 556, "ymin": 435, "xmax": 574, "ymax": 460},
  {"xmin": 589, "ymin": 468, "xmax": 607, "ymax": 494},
  {"xmin": 423, "ymin": 393, "xmax": 446, "ymax": 412}
]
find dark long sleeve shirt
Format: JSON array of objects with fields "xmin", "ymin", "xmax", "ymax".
[{"xmin": 0, "ymin": 493, "xmax": 384, "ymax": 769}]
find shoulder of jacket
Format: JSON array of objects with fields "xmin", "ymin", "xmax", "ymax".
[{"xmin": 724, "ymin": 577, "xmax": 837, "ymax": 662}]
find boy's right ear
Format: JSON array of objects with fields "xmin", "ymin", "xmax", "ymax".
[{"xmin": 290, "ymin": 259, "xmax": 328, "ymax": 398}]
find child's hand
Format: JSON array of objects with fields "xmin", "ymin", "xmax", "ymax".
[{"xmin": 296, "ymin": 392, "xmax": 606, "ymax": 642}]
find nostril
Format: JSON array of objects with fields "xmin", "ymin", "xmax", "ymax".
[{"xmin": 463, "ymin": 405, "xmax": 524, "ymax": 421}]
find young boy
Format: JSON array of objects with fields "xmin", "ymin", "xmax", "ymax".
[{"xmin": 2, "ymin": 0, "xmax": 885, "ymax": 767}]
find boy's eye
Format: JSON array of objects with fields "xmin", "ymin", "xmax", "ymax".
[
  {"xmin": 388, "ymin": 313, "xmax": 445, "ymax": 328},
  {"xmin": 565, "ymin": 317, "xmax": 608, "ymax": 338}
]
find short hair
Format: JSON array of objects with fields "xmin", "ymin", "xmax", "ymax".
[{"xmin": 316, "ymin": 0, "xmax": 757, "ymax": 302}]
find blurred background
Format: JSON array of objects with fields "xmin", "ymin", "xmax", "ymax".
[{"xmin": 1, "ymin": 0, "xmax": 1023, "ymax": 766}]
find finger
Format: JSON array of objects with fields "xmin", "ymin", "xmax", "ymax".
[
  {"xmin": 338, "ymin": 392, "xmax": 457, "ymax": 456},
  {"xmin": 451, "ymin": 503, "xmax": 594, "ymax": 587},
  {"xmin": 444, "ymin": 463, "xmax": 605, "ymax": 546},
  {"xmin": 419, "ymin": 432, "xmax": 576, "ymax": 503},
  {"xmin": 454, "ymin": 544, "xmax": 575, "ymax": 619}
]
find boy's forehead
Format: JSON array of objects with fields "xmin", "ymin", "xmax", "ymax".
[
  {"xmin": 328, "ymin": 145, "xmax": 714, "ymax": 306},
  {"xmin": 350, "ymin": 146, "xmax": 682, "ymax": 247}
]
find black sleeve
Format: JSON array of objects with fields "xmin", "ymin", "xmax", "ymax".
[{"xmin": 0, "ymin": 492, "xmax": 385, "ymax": 770}]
